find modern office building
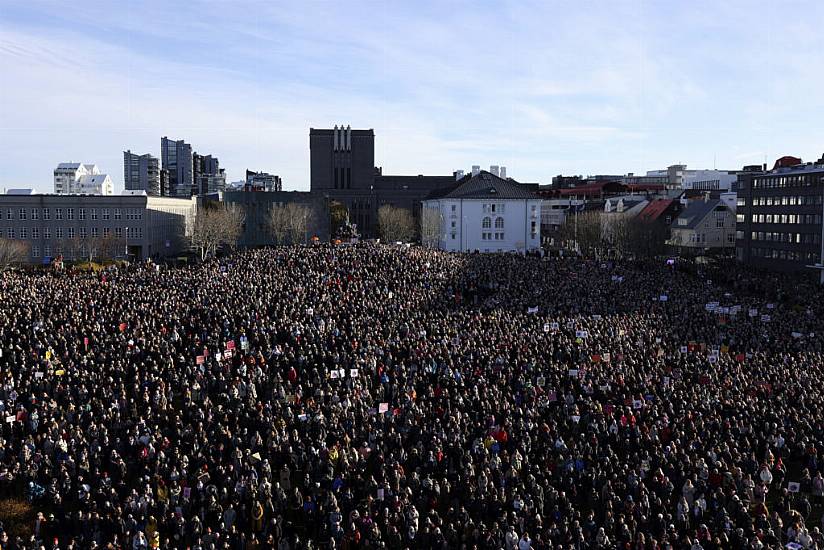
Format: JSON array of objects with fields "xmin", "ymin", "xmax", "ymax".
[
  {"xmin": 0, "ymin": 192, "xmax": 196, "ymax": 263},
  {"xmin": 161, "ymin": 137, "xmax": 194, "ymax": 198},
  {"xmin": 629, "ymin": 165, "xmax": 737, "ymax": 192},
  {"xmin": 422, "ymin": 171, "xmax": 542, "ymax": 252},
  {"xmin": 53, "ymin": 163, "xmax": 114, "ymax": 195},
  {"xmin": 245, "ymin": 170, "xmax": 282, "ymax": 192},
  {"xmin": 123, "ymin": 151, "xmax": 161, "ymax": 195},
  {"xmin": 735, "ymin": 156, "xmax": 824, "ymax": 272},
  {"xmin": 193, "ymin": 153, "xmax": 226, "ymax": 195}
]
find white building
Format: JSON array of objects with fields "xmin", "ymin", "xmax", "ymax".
[
  {"xmin": 54, "ymin": 163, "xmax": 114, "ymax": 195},
  {"xmin": 645, "ymin": 165, "xmax": 738, "ymax": 192},
  {"xmin": 422, "ymin": 171, "xmax": 542, "ymax": 252}
]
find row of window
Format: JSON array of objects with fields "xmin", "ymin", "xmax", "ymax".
[
  {"xmin": 738, "ymin": 213, "xmax": 823, "ymax": 225},
  {"xmin": 740, "ymin": 195, "xmax": 824, "ymax": 207},
  {"xmin": 481, "ymin": 217, "xmax": 505, "ymax": 229},
  {"xmin": 5, "ymin": 208, "xmax": 143, "ymax": 221},
  {"xmin": 481, "ymin": 232, "xmax": 505, "ymax": 240},
  {"xmin": 482, "ymin": 203, "xmax": 505, "ymax": 214},
  {"xmin": 748, "ymin": 231, "xmax": 820, "ymax": 244},
  {"xmin": 749, "ymin": 247, "xmax": 818, "ymax": 262},
  {"xmin": 687, "ymin": 233, "xmax": 736, "ymax": 244},
  {"xmin": 5, "ymin": 227, "xmax": 143, "ymax": 240},
  {"xmin": 750, "ymin": 174, "xmax": 824, "ymax": 189}
]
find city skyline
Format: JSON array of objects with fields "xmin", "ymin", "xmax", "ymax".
[{"xmin": 2, "ymin": 0, "xmax": 824, "ymax": 193}]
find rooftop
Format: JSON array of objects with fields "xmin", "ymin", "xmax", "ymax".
[{"xmin": 425, "ymin": 171, "xmax": 539, "ymax": 200}]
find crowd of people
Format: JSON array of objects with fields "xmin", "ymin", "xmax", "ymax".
[{"xmin": 1, "ymin": 244, "xmax": 824, "ymax": 549}]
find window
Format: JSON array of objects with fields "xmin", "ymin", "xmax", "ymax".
[
  {"xmin": 103, "ymin": 227, "xmax": 110, "ymax": 236},
  {"xmin": 43, "ymin": 228, "xmax": 51, "ymax": 240},
  {"xmin": 19, "ymin": 208, "xmax": 26, "ymax": 220},
  {"xmin": 43, "ymin": 208, "xmax": 50, "ymax": 220},
  {"xmin": 32, "ymin": 228, "xmax": 39, "ymax": 239},
  {"xmin": 6, "ymin": 228, "xmax": 14, "ymax": 239},
  {"xmin": 716, "ymin": 217, "xmax": 724, "ymax": 228},
  {"xmin": 56, "ymin": 228, "xmax": 64, "ymax": 239},
  {"xmin": 451, "ymin": 205, "xmax": 457, "ymax": 212},
  {"xmin": 67, "ymin": 208, "xmax": 74, "ymax": 220},
  {"xmin": 44, "ymin": 245, "xmax": 51, "ymax": 258},
  {"xmin": 482, "ymin": 217, "xmax": 492, "ymax": 229},
  {"xmin": 79, "ymin": 227, "xmax": 87, "ymax": 238},
  {"xmin": 451, "ymin": 221, "xmax": 456, "ymax": 228},
  {"xmin": 736, "ymin": 214, "xmax": 745, "ymax": 223},
  {"xmin": 495, "ymin": 217, "xmax": 504, "ymax": 229},
  {"xmin": 68, "ymin": 228, "xmax": 75, "ymax": 239},
  {"xmin": 102, "ymin": 209, "xmax": 110, "ymax": 220},
  {"xmin": 79, "ymin": 208, "xmax": 86, "ymax": 220},
  {"xmin": 451, "ymin": 233, "xmax": 456, "ymax": 240},
  {"xmin": 115, "ymin": 227, "xmax": 122, "ymax": 237},
  {"xmin": 31, "ymin": 208, "xmax": 38, "ymax": 220},
  {"xmin": 114, "ymin": 208, "xmax": 121, "ymax": 220},
  {"xmin": 91, "ymin": 208, "xmax": 98, "ymax": 220},
  {"xmin": 55, "ymin": 208, "xmax": 63, "ymax": 220},
  {"xmin": 92, "ymin": 227, "xmax": 99, "ymax": 238},
  {"xmin": 31, "ymin": 246, "xmax": 39, "ymax": 258},
  {"xmin": 6, "ymin": 209, "xmax": 11, "ymax": 220},
  {"xmin": 727, "ymin": 233, "xmax": 735, "ymax": 244},
  {"xmin": 20, "ymin": 228, "xmax": 27, "ymax": 239}
]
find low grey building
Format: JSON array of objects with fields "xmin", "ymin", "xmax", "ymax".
[
  {"xmin": 223, "ymin": 190, "xmax": 329, "ymax": 247},
  {"xmin": 0, "ymin": 193, "xmax": 196, "ymax": 263}
]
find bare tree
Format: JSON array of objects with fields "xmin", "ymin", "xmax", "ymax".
[
  {"xmin": 625, "ymin": 218, "xmax": 670, "ymax": 259},
  {"xmin": 268, "ymin": 204, "xmax": 291, "ymax": 245},
  {"xmin": 191, "ymin": 204, "xmax": 245, "ymax": 260},
  {"xmin": 286, "ymin": 203, "xmax": 315, "ymax": 245},
  {"xmin": 377, "ymin": 205, "xmax": 415, "ymax": 243},
  {"xmin": 0, "ymin": 239, "xmax": 29, "ymax": 270},
  {"xmin": 558, "ymin": 210, "xmax": 605, "ymax": 258},
  {"xmin": 420, "ymin": 206, "xmax": 443, "ymax": 248},
  {"xmin": 77, "ymin": 233, "xmax": 122, "ymax": 263},
  {"xmin": 602, "ymin": 214, "xmax": 632, "ymax": 259},
  {"xmin": 268, "ymin": 203, "xmax": 315, "ymax": 245}
]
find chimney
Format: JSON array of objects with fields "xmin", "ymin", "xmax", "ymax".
[
  {"xmin": 500, "ymin": 166, "xmax": 507, "ymax": 179},
  {"xmin": 762, "ymin": 163, "xmax": 767, "ymax": 171},
  {"xmin": 471, "ymin": 165, "xmax": 481, "ymax": 177},
  {"xmin": 490, "ymin": 165, "xmax": 500, "ymax": 177},
  {"xmin": 455, "ymin": 170, "xmax": 465, "ymax": 181}
]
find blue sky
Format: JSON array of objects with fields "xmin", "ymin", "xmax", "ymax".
[{"xmin": 1, "ymin": 0, "xmax": 823, "ymax": 192}]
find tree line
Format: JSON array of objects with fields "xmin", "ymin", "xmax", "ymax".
[{"xmin": 556, "ymin": 210, "xmax": 670, "ymax": 259}]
